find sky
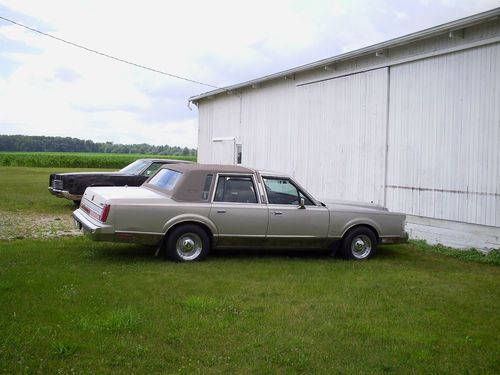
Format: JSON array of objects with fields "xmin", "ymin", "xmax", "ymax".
[{"xmin": 0, "ymin": 0, "xmax": 499, "ymax": 148}]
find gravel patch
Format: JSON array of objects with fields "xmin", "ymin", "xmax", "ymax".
[{"xmin": 0, "ymin": 211, "xmax": 82, "ymax": 240}]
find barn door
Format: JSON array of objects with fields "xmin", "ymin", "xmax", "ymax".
[{"xmin": 212, "ymin": 138, "xmax": 236, "ymax": 164}]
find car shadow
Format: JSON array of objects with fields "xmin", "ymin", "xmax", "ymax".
[
  {"xmin": 89, "ymin": 244, "xmax": 161, "ymax": 263},
  {"xmin": 88, "ymin": 244, "xmax": 337, "ymax": 263},
  {"xmin": 210, "ymin": 248, "xmax": 333, "ymax": 260},
  {"xmin": 88, "ymin": 244, "xmax": 404, "ymax": 263}
]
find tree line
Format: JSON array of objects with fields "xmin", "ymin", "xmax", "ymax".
[{"xmin": 0, "ymin": 134, "xmax": 197, "ymax": 156}]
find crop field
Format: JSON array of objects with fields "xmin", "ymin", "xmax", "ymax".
[
  {"xmin": 0, "ymin": 152, "xmax": 196, "ymax": 168},
  {"xmin": 0, "ymin": 165, "xmax": 499, "ymax": 374}
]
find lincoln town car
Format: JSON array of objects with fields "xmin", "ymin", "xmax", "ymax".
[{"xmin": 72, "ymin": 164, "xmax": 408, "ymax": 261}]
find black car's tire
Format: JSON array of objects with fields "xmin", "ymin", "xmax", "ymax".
[
  {"xmin": 340, "ymin": 227, "xmax": 377, "ymax": 260},
  {"xmin": 73, "ymin": 200, "xmax": 81, "ymax": 206},
  {"xmin": 165, "ymin": 224, "xmax": 210, "ymax": 262}
]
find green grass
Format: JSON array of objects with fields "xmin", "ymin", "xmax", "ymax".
[
  {"xmin": 0, "ymin": 166, "xmax": 107, "ymax": 214},
  {"xmin": 0, "ymin": 238, "xmax": 499, "ymax": 374},
  {"xmin": 411, "ymin": 240, "xmax": 500, "ymax": 265},
  {"xmin": 0, "ymin": 152, "xmax": 196, "ymax": 168},
  {"xmin": 0, "ymin": 165, "xmax": 499, "ymax": 373}
]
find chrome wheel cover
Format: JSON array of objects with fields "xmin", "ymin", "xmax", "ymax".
[
  {"xmin": 350, "ymin": 234, "xmax": 372, "ymax": 259},
  {"xmin": 175, "ymin": 232, "xmax": 203, "ymax": 261}
]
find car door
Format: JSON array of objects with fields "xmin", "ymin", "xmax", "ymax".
[
  {"xmin": 262, "ymin": 176, "xmax": 329, "ymax": 249},
  {"xmin": 209, "ymin": 174, "xmax": 269, "ymax": 248}
]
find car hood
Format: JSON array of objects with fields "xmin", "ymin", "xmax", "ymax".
[
  {"xmin": 82, "ymin": 186, "xmax": 169, "ymax": 206},
  {"xmin": 321, "ymin": 199, "xmax": 388, "ymax": 212}
]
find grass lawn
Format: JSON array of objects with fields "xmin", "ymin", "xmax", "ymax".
[
  {"xmin": 0, "ymin": 166, "xmax": 113, "ymax": 214},
  {"xmin": 0, "ymin": 166, "xmax": 499, "ymax": 373}
]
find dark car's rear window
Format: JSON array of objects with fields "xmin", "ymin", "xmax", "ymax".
[{"xmin": 148, "ymin": 169, "xmax": 182, "ymax": 191}]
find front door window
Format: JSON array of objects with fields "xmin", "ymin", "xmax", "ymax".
[{"xmin": 262, "ymin": 177, "xmax": 313, "ymax": 205}]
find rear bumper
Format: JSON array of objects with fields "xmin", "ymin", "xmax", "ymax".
[
  {"xmin": 72, "ymin": 209, "xmax": 114, "ymax": 241},
  {"xmin": 380, "ymin": 231, "xmax": 409, "ymax": 245},
  {"xmin": 72, "ymin": 209, "xmax": 162, "ymax": 245},
  {"xmin": 48, "ymin": 187, "xmax": 82, "ymax": 201}
]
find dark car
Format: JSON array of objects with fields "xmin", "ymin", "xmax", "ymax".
[{"xmin": 48, "ymin": 158, "xmax": 192, "ymax": 204}]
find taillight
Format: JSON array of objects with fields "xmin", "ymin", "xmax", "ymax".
[{"xmin": 100, "ymin": 204, "xmax": 111, "ymax": 223}]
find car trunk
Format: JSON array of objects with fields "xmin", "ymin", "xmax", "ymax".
[{"xmin": 80, "ymin": 186, "xmax": 168, "ymax": 222}]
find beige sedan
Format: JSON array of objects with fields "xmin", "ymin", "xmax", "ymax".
[{"xmin": 73, "ymin": 164, "xmax": 408, "ymax": 261}]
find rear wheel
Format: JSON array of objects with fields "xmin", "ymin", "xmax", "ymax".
[
  {"xmin": 340, "ymin": 227, "xmax": 377, "ymax": 260},
  {"xmin": 165, "ymin": 224, "xmax": 210, "ymax": 262}
]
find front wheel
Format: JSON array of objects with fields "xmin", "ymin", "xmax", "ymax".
[
  {"xmin": 340, "ymin": 227, "xmax": 377, "ymax": 260},
  {"xmin": 165, "ymin": 224, "xmax": 210, "ymax": 262}
]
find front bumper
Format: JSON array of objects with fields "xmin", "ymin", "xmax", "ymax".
[
  {"xmin": 48, "ymin": 187, "xmax": 82, "ymax": 201},
  {"xmin": 72, "ymin": 209, "xmax": 114, "ymax": 242}
]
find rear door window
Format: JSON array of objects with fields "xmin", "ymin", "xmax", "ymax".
[{"xmin": 214, "ymin": 176, "xmax": 258, "ymax": 203}]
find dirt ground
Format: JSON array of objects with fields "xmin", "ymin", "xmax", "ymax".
[{"xmin": 0, "ymin": 211, "xmax": 81, "ymax": 240}]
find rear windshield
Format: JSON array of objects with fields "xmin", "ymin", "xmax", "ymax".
[{"xmin": 148, "ymin": 169, "xmax": 182, "ymax": 191}]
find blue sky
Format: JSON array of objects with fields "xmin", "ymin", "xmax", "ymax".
[{"xmin": 0, "ymin": 0, "xmax": 498, "ymax": 148}]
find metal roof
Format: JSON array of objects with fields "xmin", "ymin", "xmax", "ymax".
[{"xmin": 190, "ymin": 7, "xmax": 500, "ymax": 102}]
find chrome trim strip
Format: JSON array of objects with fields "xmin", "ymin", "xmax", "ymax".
[
  {"xmin": 266, "ymin": 235, "xmax": 320, "ymax": 238},
  {"xmin": 115, "ymin": 230, "xmax": 163, "ymax": 236},
  {"xmin": 48, "ymin": 187, "xmax": 82, "ymax": 200},
  {"xmin": 217, "ymin": 234, "xmax": 266, "ymax": 238}
]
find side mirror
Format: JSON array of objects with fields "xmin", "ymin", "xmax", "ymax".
[{"xmin": 298, "ymin": 198, "xmax": 306, "ymax": 209}]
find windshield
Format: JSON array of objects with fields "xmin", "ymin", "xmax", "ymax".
[
  {"xmin": 148, "ymin": 169, "xmax": 182, "ymax": 191},
  {"xmin": 119, "ymin": 160, "xmax": 149, "ymax": 175}
]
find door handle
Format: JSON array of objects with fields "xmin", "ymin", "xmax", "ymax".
[
  {"xmin": 217, "ymin": 209, "xmax": 226, "ymax": 213},
  {"xmin": 273, "ymin": 211, "xmax": 283, "ymax": 215}
]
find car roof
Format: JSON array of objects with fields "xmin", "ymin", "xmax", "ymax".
[
  {"xmin": 138, "ymin": 158, "xmax": 193, "ymax": 164},
  {"xmin": 158, "ymin": 163, "xmax": 255, "ymax": 174}
]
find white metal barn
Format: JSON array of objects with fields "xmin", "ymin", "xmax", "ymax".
[{"xmin": 190, "ymin": 9, "xmax": 500, "ymax": 251}]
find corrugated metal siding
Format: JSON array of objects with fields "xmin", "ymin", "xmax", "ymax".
[
  {"xmin": 240, "ymin": 80, "xmax": 297, "ymax": 170},
  {"xmin": 199, "ymin": 69, "xmax": 388, "ymax": 203},
  {"xmin": 198, "ymin": 94, "xmax": 241, "ymax": 163},
  {"xmin": 293, "ymin": 68, "xmax": 388, "ymax": 203},
  {"xmin": 386, "ymin": 43, "xmax": 500, "ymax": 226}
]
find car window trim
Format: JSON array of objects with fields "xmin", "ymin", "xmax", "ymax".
[{"xmin": 211, "ymin": 173, "xmax": 262, "ymax": 204}]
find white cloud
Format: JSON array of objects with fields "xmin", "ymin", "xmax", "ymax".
[{"xmin": 0, "ymin": 0, "xmax": 498, "ymax": 147}]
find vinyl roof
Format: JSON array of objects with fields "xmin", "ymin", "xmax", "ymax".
[
  {"xmin": 160, "ymin": 163, "xmax": 254, "ymax": 174},
  {"xmin": 190, "ymin": 7, "xmax": 500, "ymax": 102}
]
